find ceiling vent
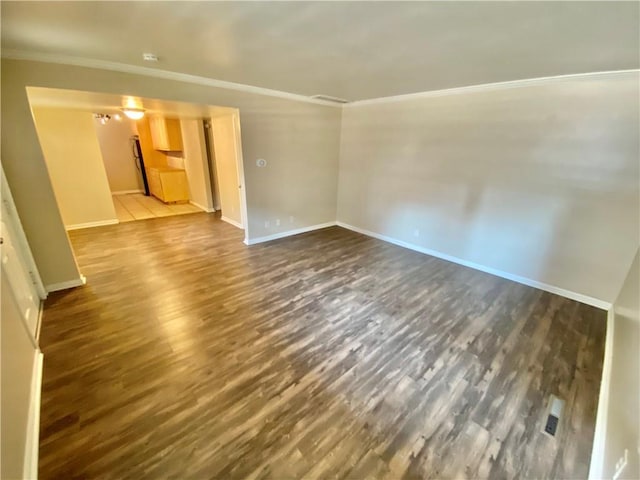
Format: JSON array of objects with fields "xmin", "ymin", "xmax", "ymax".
[{"xmin": 310, "ymin": 94, "xmax": 349, "ymax": 104}]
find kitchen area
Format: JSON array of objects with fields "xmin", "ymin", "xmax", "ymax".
[
  {"xmin": 104, "ymin": 114, "xmax": 207, "ymax": 223},
  {"xmin": 26, "ymin": 86, "xmax": 244, "ymax": 233}
]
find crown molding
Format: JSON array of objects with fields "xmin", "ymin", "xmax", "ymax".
[
  {"xmin": 3, "ymin": 49, "xmax": 638, "ymax": 108},
  {"xmin": 1, "ymin": 49, "xmax": 342, "ymax": 108},
  {"xmin": 345, "ymin": 68, "xmax": 640, "ymax": 108}
]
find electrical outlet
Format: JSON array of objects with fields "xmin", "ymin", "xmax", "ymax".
[
  {"xmin": 413, "ymin": 229, "xmax": 420, "ymax": 238},
  {"xmin": 613, "ymin": 449, "xmax": 628, "ymax": 480},
  {"xmin": 289, "ymin": 216, "xmax": 294, "ymax": 224},
  {"xmin": 264, "ymin": 220, "xmax": 270, "ymax": 228},
  {"xmin": 276, "ymin": 218, "xmax": 280, "ymax": 227}
]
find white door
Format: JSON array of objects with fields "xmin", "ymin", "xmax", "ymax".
[
  {"xmin": 211, "ymin": 114, "xmax": 243, "ymax": 228},
  {"xmin": 1, "ymin": 172, "xmax": 46, "ymax": 341}
]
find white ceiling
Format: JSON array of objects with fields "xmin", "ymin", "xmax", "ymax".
[{"xmin": 3, "ymin": 1, "xmax": 639, "ymax": 101}]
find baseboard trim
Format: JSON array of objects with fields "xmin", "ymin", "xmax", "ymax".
[
  {"xmin": 111, "ymin": 189, "xmax": 144, "ymax": 195},
  {"xmin": 45, "ymin": 276, "xmax": 85, "ymax": 292},
  {"xmin": 245, "ymin": 222, "xmax": 337, "ymax": 246},
  {"xmin": 221, "ymin": 216, "xmax": 243, "ymax": 229},
  {"xmin": 588, "ymin": 308, "xmax": 615, "ymax": 479},
  {"xmin": 23, "ymin": 350, "xmax": 43, "ymax": 480},
  {"xmin": 190, "ymin": 201, "xmax": 215, "ymax": 213},
  {"xmin": 336, "ymin": 221, "xmax": 611, "ymax": 310},
  {"xmin": 66, "ymin": 219, "xmax": 119, "ymax": 231}
]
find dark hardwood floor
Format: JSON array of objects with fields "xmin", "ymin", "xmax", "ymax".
[{"xmin": 39, "ymin": 213, "xmax": 606, "ymax": 479}]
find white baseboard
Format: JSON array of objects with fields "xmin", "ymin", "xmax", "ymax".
[
  {"xmin": 190, "ymin": 201, "xmax": 215, "ymax": 213},
  {"xmin": 588, "ymin": 308, "xmax": 615, "ymax": 479},
  {"xmin": 221, "ymin": 216, "xmax": 243, "ymax": 229},
  {"xmin": 111, "ymin": 189, "xmax": 143, "ymax": 195},
  {"xmin": 45, "ymin": 276, "xmax": 85, "ymax": 292},
  {"xmin": 245, "ymin": 222, "xmax": 337, "ymax": 246},
  {"xmin": 336, "ymin": 221, "xmax": 611, "ymax": 310},
  {"xmin": 23, "ymin": 350, "xmax": 43, "ymax": 480},
  {"xmin": 65, "ymin": 219, "xmax": 119, "ymax": 231}
]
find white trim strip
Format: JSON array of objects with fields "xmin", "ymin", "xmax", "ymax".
[
  {"xmin": 345, "ymin": 69, "xmax": 640, "ymax": 107},
  {"xmin": 23, "ymin": 350, "xmax": 43, "ymax": 480},
  {"xmin": 2, "ymin": 166, "xmax": 48, "ymax": 299},
  {"xmin": 45, "ymin": 277, "xmax": 85, "ymax": 292},
  {"xmin": 221, "ymin": 215, "xmax": 243, "ymax": 230},
  {"xmin": 35, "ymin": 300, "xmax": 44, "ymax": 343},
  {"xmin": 1, "ymin": 49, "xmax": 342, "ymax": 108},
  {"xmin": 189, "ymin": 201, "xmax": 215, "ymax": 213},
  {"xmin": 336, "ymin": 221, "xmax": 611, "ymax": 310},
  {"xmin": 111, "ymin": 189, "xmax": 144, "ymax": 195},
  {"xmin": 65, "ymin": 219, "xmax": 119, "ymax": 231},
  {"xmin": 244, "ymin": 222, "xmax": 337, "ymax": 245},
  {"xmin": 588, "ymin": 307, "xmax": 615, "ymax": 479}
]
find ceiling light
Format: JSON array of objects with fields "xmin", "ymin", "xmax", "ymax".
[
  {"xmin": 122, "ymin": 108, "xmax": 145, "ymax": 120},
  {"xmin": 114, "ymin": 113, "xmax": 122, "ymax": 121},
  {"xmin": 94, "ymin": 113, "xmax": 111, "ymax": 125}
]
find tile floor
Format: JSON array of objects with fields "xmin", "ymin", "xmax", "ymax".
[{"xmin": 112, "ymin": 193, "xmax": 203, "ymax": 222}]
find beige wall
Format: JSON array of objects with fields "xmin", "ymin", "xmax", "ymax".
[
  {"xmin": 603, "ymin": 249, "xmax": 639, "ymax": 479},
  {"xmin": 212, "ymin": 114, "xmax": 242, "ymax": 225},
  {"xmin": 180, "ymin": 119, "xmax": 214, "ymax": 211},
  {"xmin": 1, "ymin": 65, "xmax": 80, "ymax": 285},
  {"xmin": 2, "ymin": 58, "xmax": 341, "ymax": 286},
  {"xmin": 337, "ymin": 72, "xmax": 639, "ymax": 304},
  {"xmin": 94, "ymin": 116, "xmax": 142, "ymax": 192},
  {"xmin": 31, "ymin": 107, "xmax": 117, "ymax": 229},
  {"xmin": 1, "ymin": 277, "xmax": 38, "ymax": 480}
]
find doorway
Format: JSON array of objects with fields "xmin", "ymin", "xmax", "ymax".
[
  {"xmin": 205, "ymin": 112, "xmax": 247, "ymax": 231},
  {"xmin": 25, "ymin": 86, "xmax": 251, "ymax": 284}
]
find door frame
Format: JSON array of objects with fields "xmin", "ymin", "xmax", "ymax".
[
  {"xmin": 1, "ymin": 166, "xmax": 47, "ymax": 341},
  {"xmin": 209, "ymin": 110, "xmax": 250, "ymax": 242},
  {"xmin": 1, "ymin": 168, "xmax": 47, "ymax": 300},
  {"xmin": 232, "ymin": 111, "xmax": 250, "ymax": 243}
]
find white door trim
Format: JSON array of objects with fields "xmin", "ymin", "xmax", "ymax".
[
  {"xmin": 1, "ymin": 167, "xmax": 47, "ymax": 300},
  {"xmin": 232, "ymin": 111, "xmax": 250, "ymax": 241}
]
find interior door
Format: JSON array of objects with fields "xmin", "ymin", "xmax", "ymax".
[{"xmin": 211, "ymin": 114, "xmax": 243, "ymax": 228}]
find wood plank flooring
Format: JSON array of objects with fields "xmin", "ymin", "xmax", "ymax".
[
  {"xmin": 112, "ymin": 193, "xmax": 201, "ymax": 222},
  {"xmin": 39, "ymin": 213, "xmax": 606, "ymax": 479}
]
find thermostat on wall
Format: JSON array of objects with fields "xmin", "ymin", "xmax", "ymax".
[{"xmin": 256, "ymin": 158, "xmax": 267, "ymax": 167}]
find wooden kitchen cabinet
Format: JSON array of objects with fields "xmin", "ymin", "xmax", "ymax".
[
  {"xmin": 147, "ymin": 167, "xmax": 190, "ymax": 203},
  {"xmin": 149, "ymin": 116, "xmax": 183, "ymax": 151}
]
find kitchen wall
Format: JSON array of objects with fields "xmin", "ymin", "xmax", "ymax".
[
  {"xmin": 337, "ymin": 72, "xmax": 639, "ymax": 304},
  {"xmin": 180, "ymin": 119, "xmax": 214, "ymax": 212},
  {"xmin": 31, "ymin": 107, "xmax": 117, "ymax": 230},
  {"xmin": 600, "ymin": 249, "xmax": 639, "ymax": 479},
  {"xmin": 2, "ymin": 58, "xmax": 341, "ymax": 287},
  {"xmin": 93, "ymin": 115, "xmax": 142, "ymax": 193}
]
